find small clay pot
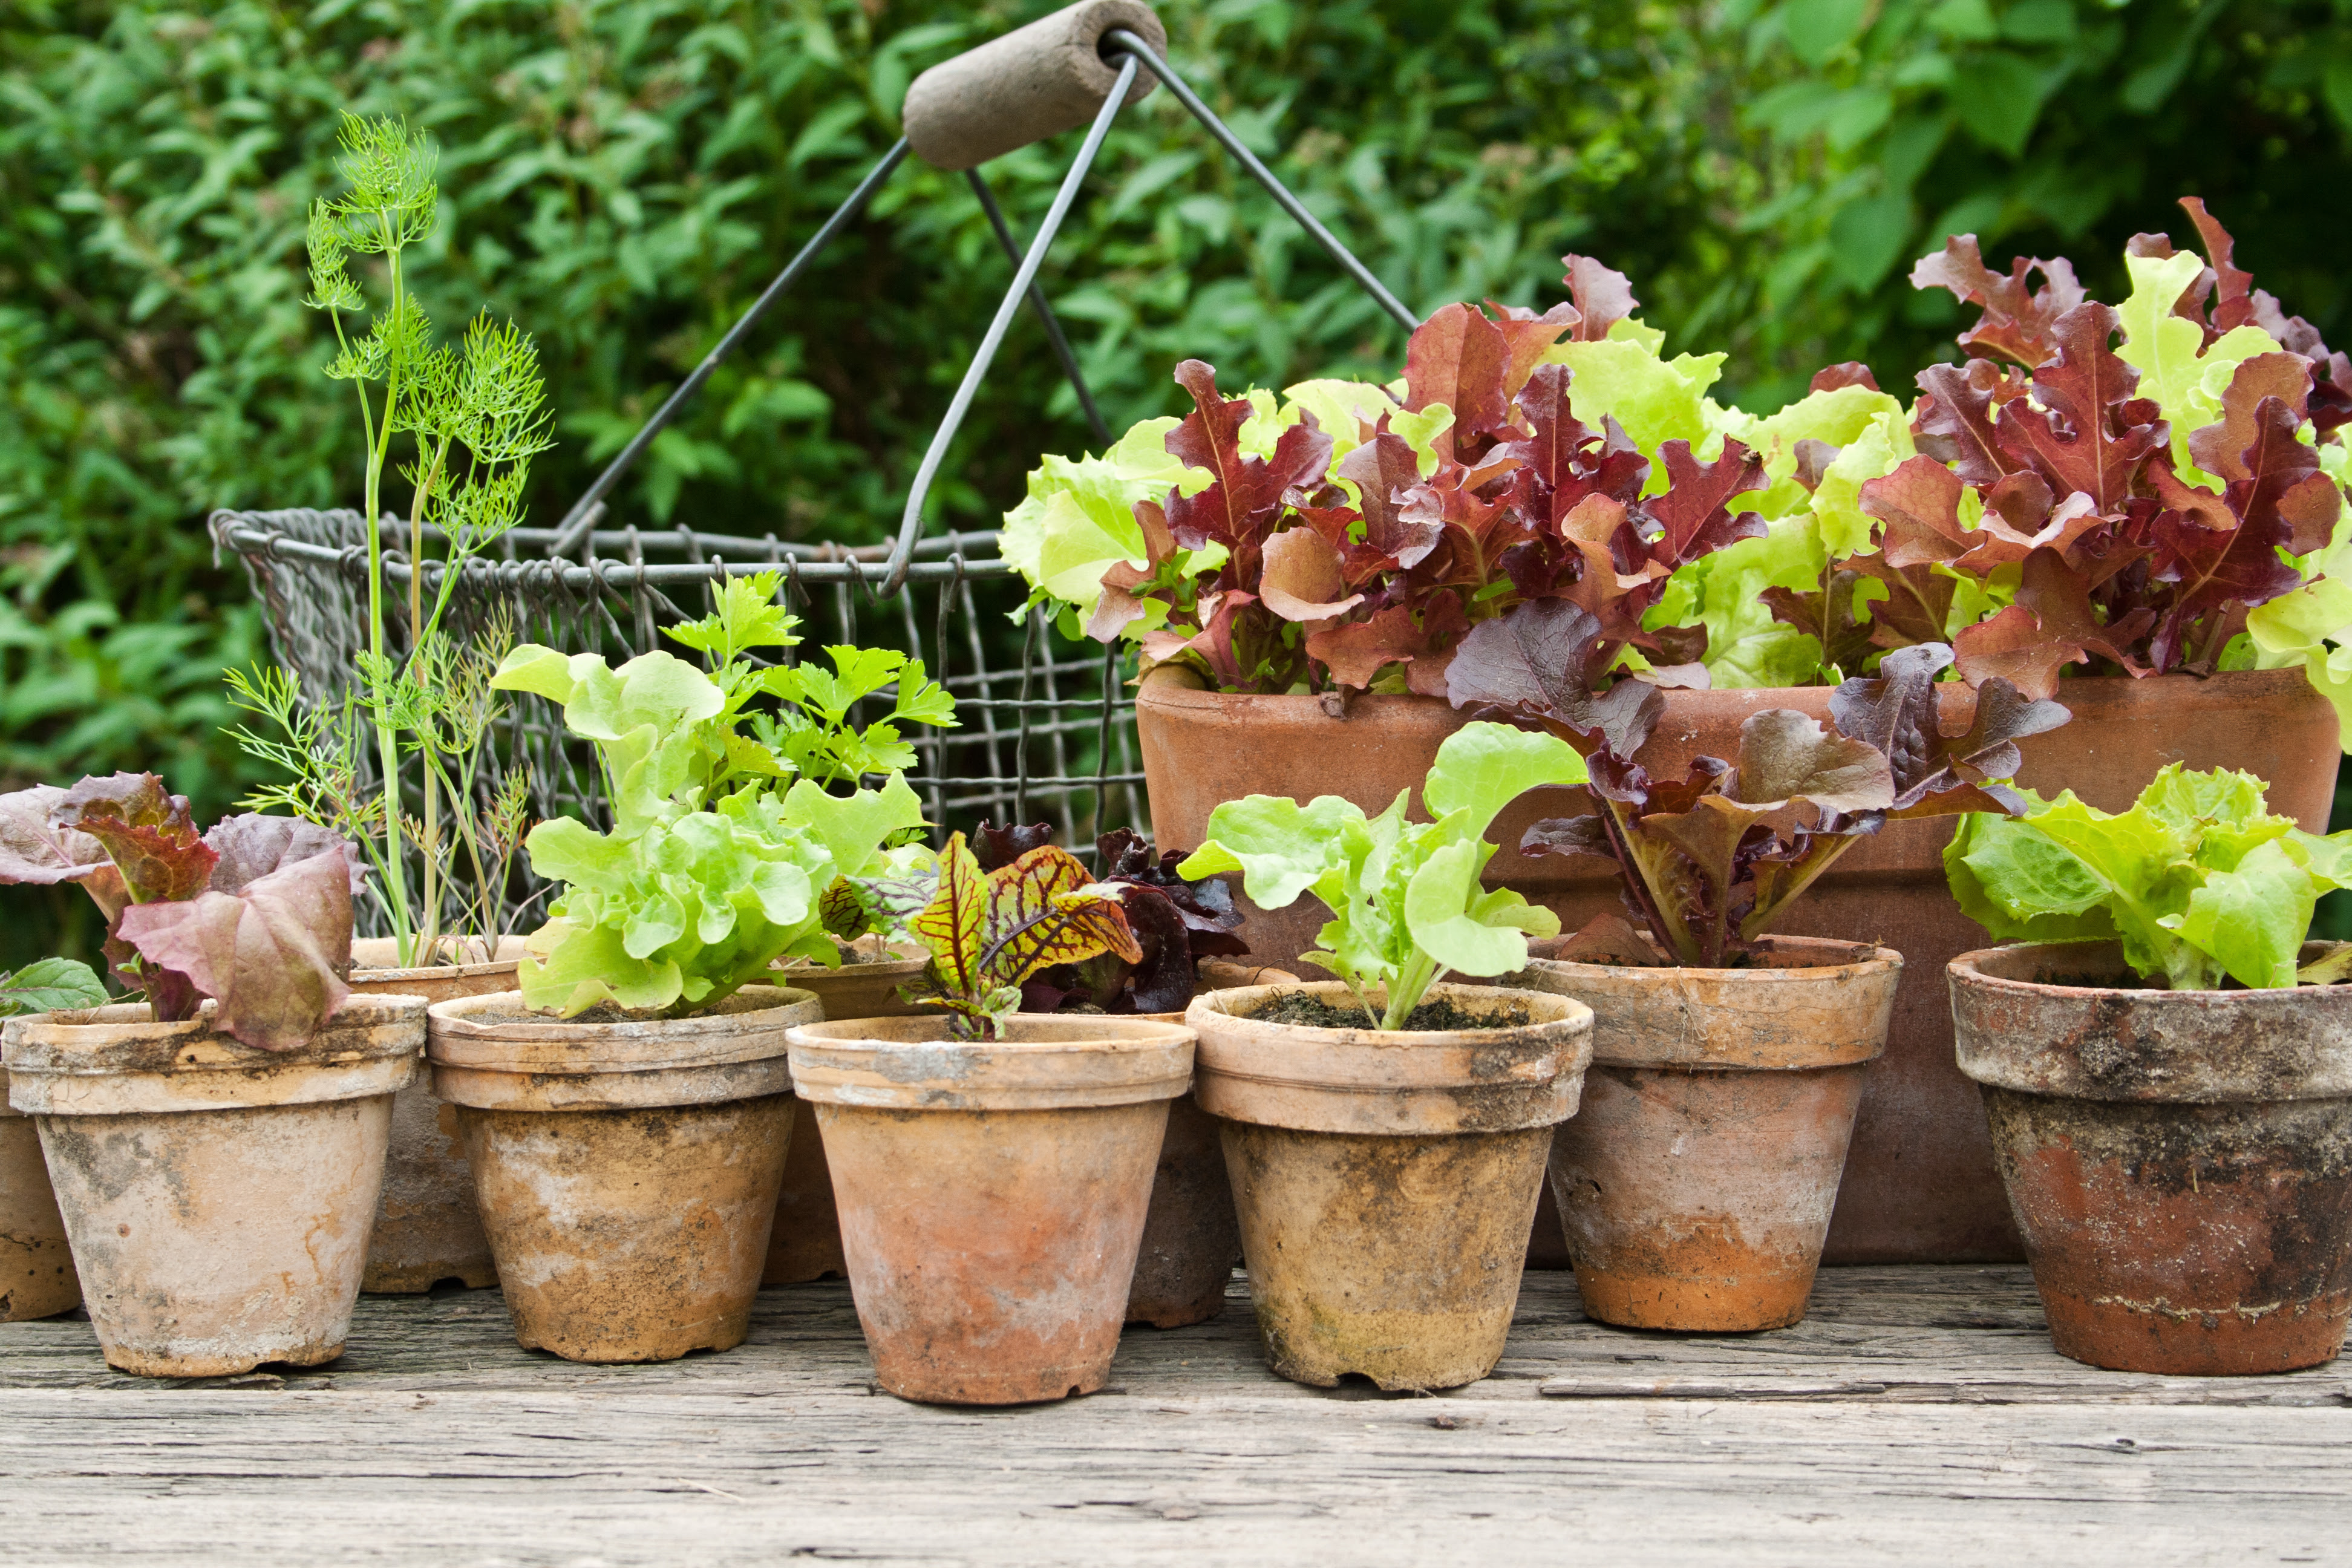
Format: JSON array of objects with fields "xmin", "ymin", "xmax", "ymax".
[
  {"xmin": 347, "ymin": 935, "xmax": 526, "ymax": 1295},
  {"xmin": 786, "ymin": 1013, "xmax": 1194, "ymax": 1405},
  {"xmin": 2, "ymin": 996, "xmax": 423, "ymax": 1377},
  {"xmin": 1524, "ymin": 937, "xmax": 1901, "ymax": 1332},
  {"xmin": 1185, "ymin": 981, "xmax": 1593, "ymax": 1392},
  {"xmin": 1952, "ymin": 941, "xmax": 2352, "ymax": 1376},
  {"xmin": 0, "ymin": 1085, "xmax": 78, "ymax": 1322},
  {"xmin": 427, "ymin": 985, "xmax": 820, "ymax": 1364},
  {"xmin": 760, "ymin": 951, "xmax": 929, "ymax": 1287}
]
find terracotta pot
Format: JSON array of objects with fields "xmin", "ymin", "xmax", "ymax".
[
  {"xmin": 759, "ymin": 952, "xmax": 930, "ymax": 1287},
  {"xmin": 1, "ymin": 996, "xmax": 422, "ymax": 1377},
  {"xmin": 426, "ymin": 985, "xmax": 819, "ymax": 1364},
  {"xmin": 1951, "ymin": 942, "xmax": 2352, "ymax": 1376},
  {"xmin": 1521, "ymin": 937, "xmax": 1901, "ymax": 1331},
  {"xmin": 1116, "ymin": 1005, "xmax": 1226, "ymax": 1330},
  {"xmin": 346, "ymin": 935, "xmax": 526, "ymax": 1294},
  {"xmin": 1186, "ymin": 981, "xmax": 1593, "ymax": 1391},
  {"xmin": 1137, "ymin": 668, "xmax": 2340, "ymax": 1264},
  {"xmin": 785, "ymin": 1013, "xmax": 1194, "ymax": 1405},
  {"xmin": 0, "ymin": 1085, "xmax": 77, "ymax": 1321}
]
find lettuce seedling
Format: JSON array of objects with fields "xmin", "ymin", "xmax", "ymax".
[
  {"xmin": 1946, "ymin": 763, "xmax": 2352, "ymax": 991},
  {"xmin": 515, "ymin": 777, "xmax": 927, "ymax": 1017},
  {"xmin": 1176, "ymin": 722, "xmax": 1582, "ymax": 1028},
  {"xmin": 1452, "ymin": 615, "xmax": 2069, "ymax": 967},
  {"xmin": 0, "ymin": 776, "xmax": 362, "ymax": 1050},
  {"xmin": 902, "ymin": 832, "xmax": 1141, "ymax": 1039}
]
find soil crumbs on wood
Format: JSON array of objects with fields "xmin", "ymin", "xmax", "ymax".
[{"xmin": 1244, "ymin": 993, "xmax": 1532, "ymax": 1031}]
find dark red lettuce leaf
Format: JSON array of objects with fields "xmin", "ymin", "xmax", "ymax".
[
  {"xmin": 1909, "ymin": 237, "xmax": 2086, "ymax": 368},
  {"xmin": 973, "ymin": 821, "xmax": 1056, "ymax": 874},
  {"xmin": 1445, "ymin": 599, "xmax": 1664, "ymax": 759}
]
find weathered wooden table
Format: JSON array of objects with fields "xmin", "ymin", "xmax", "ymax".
[{"xmin": 2, "ymin": 1266, "xmax": 2344, "ymax": 1564}]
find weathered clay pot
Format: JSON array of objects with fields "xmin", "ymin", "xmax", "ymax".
[
  {"xmin": 1138, "ymin": 668, "xmax": 2339, "ymax": 1264},
  {"xmin": 1521, "ymin": 937, "xmax": 1901, "ymax": 1331},
  {"xmin": 347, "ymin": 935, "xmax": 526, "ymax": 1294},
  {"xmin": 1186, "ymin": 981, "xmax": 1593, "ymax": 1391},
  {"xmin": 0, "ymin": 1085, "xmax": 78, "ymax": 1321},
  {"xmin": 1, "ymin": 996, "xmax": 422, "ymax": 1377},
  {"xmin": 427, "ymin": 985, "xmax": 820, "ymax": 1364},
  {"xmin": 760, "ymin": 952, "xmax": 929, "ymax": 1287},
  {"xmin": 785, "ymin": 1013, "xmax": 1194, "ymax": 1405},
  {"xmin": 1952, "ymin": 942, "xmax": 2352, "ymax": 1376}
]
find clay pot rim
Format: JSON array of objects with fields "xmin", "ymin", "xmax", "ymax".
[
  {"xmin": 4, "ymin": 993, "xmax": 424, "ymax": 1059},
  {"xmin": 350, "ymin": 934, "xmax": 529, "ymax": 982},
  {"xmin": 1184, "ymin": 981, "xmax": 1590, "ymax": 1134},
  {"xmin": 1531, "ymin": 938, "xmax": 1902, "ymax": 985},
  {"xmin": 1952, "ymin": 940, "xmax": 2352, "ymax": 1004},
  {"xmin": 787, "ymin": 1013, "xmax": 1195, "ymax": 1051},
  {"xmin": 786, "ymin": 1013, "xmax": 1196, "ymax": 1111},
  {"xmin": 426, "ymin": 985, "xmax": 820, "ymax": 1075},
  {"xmin": 5, "ymin": 996, "xmax": 425, "ymax": 1114},
  {"xmin": 1186, "ymin": 979, "xmax": 1592, "ymax": 1044},
  {"xmin": 1137, "ymin": 666, "xmax": 2318, "ymax": 717}
]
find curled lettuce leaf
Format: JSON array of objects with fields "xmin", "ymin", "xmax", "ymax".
[{"xmin": 1945, "ymin": 762, "xmax": 2352, "ymax": 990}]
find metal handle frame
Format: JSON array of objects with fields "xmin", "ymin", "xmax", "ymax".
[{"xmin": 552, "ymin": 24, "xmax": 1420, "ymax": 598}]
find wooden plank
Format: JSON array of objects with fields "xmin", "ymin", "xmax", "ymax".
[{"xmin": 2, "ymin": 1267, "xmax": 2347, "ymax": 1564}]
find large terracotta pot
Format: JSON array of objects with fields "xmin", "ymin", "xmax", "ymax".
[
  {"xmin": 426, "ymin": 985, "xmax": 819, "ymax": 1364},
  {"xmin": 1952, "ymin": 942, "xmax": 2352, "ymax": 1376},
  {"xmin": 785, "ymin": 1013, "xmax": 1194, "ymax": 1406},
  {"xmin": 1186, "ymin": 981, "xmax": 1592, "ymax": 1392},
  {"xmin": 346, "ymin": 935, "xmax": 526, "ymax": 1294},
  {"xmin": 759, "ymin": 953, "xmax": 929, "ymax": 1287},
  {"xmin": 1137, "ymin": 668, "xmax": 2340, "ymax": 1263},
  {"xmin": 2, "ymin": 996, "xmax": 422, "ymax": 1377},
  {"xmin": 0, "ymin": 1082, "xmax": 78, "ymax": 1321},
  {"xmin": 1521, "ymin": 938, "xmax": 1900, "ymax": 1331}
]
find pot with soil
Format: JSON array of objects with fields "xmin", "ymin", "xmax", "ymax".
[
  {"xmin": 1520, "ymin": 936, "xmax": 1901, "ymax": 1330},
  {"xmin": 0, "ymin": 1087, "xmax": 79, "ymax": 1321},
  {"xmin": 346, "ymin": 934, "xmax": 527, "ymax": 1295},
  {"xmin": 760, "ymin": 940, "xmax": 930, "ymax": 1287},
  {"xmin": 427, "ymin": 984, "xmax": 820, "ymax": 1364},
  {"xmin": 1189, "ymin": 981, "xmax": 1592, "ymax": 1390},
  {"xmin": 4, "ymin": 995, "xmax": 422, "ymax": 1376},
  {"xmin": 1171, "ymin": 721, "xmax": 1602, "ymax": 1388},
  {"xmin": 1952, "ymin": 942, "xmax": 2352, "ymax": 1374},
  {"xmin": 1139, "ymin": 667, "xmax": 2340, "ymax": 1268},
  {"xmin": 788, "ymin": 1011, "xmax": 1194, "ymax": 1404},
  {"xmin": 1944, "ymin": 762, "xmax": 2352, "ymax": 1373}
]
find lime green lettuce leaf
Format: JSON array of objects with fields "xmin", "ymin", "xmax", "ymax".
[
  {"xmin": 1733, "ymin": 384, "xmax": 1907, "ymax": 522},
  {"xmin": 2115, "ymin": 250, "xmax": 2285, "ymax": 487},
  {"xmin": 491, "ymin": 645, "xmax": 729, "ymax": 833},
  {"xmin": 1942, "ymin": 764, "xmax": 2352, "ymax": 990},
  {"xmin": 2249, "ymin": 534, "xmax": 2352, "ymax": 754},
  {"xmin": 999, "ymin": 416, "xmax": 1212, "ymax": 626},
  {"xmin": 517, "ymin": 776, "xmax": 926, "ymax": 1018},
  {"xmin": 1650, "ymin": 520, "xmax": 1834, "ymax": 689},
  {"xmin": 1541, "ymin": 318, "xmax": 1728, "ymax": 486},
  {"xmin": 1810, "ymin": 408, "xmax": 1918, "ymax": 562},
  {"xmin": 1177, "ymin": 722, "xmax": 1577, "ymax": 1026}
]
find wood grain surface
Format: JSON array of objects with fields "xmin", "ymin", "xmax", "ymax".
[{"xmin": 2, "ymin": 1266, "xmax": 2345, "ymax": 1565}]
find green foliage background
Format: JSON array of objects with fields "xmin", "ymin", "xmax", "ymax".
[{"xmin": 3, "ymin": 0, "xmax": 2350, "ymax": 924}]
